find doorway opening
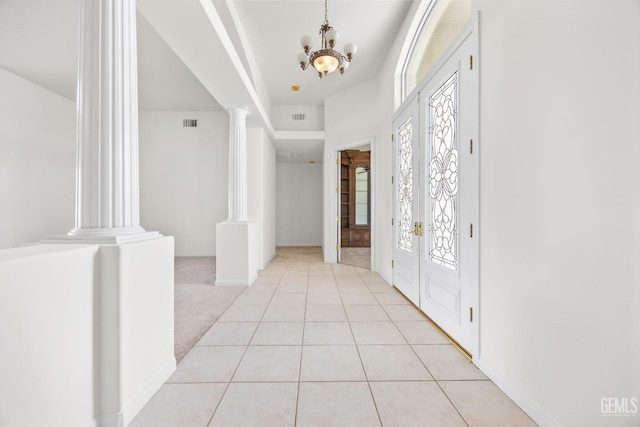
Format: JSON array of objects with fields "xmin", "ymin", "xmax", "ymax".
[{"xmin": 338, "ymin": 146, "xmax": 371, "ymax": 270}]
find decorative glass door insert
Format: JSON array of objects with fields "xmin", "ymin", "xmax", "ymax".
[
  {"xmin": 398, "ymin": 117, "xmax": 414, "ymax": 253},
  {"xmin": 428, "ymin": 71, "xmax": 459, "ymax": 270}
]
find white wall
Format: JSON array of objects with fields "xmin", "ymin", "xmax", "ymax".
[
  {"xmin": 323, "ymin": 79, "xmax": 380, "ymax": 264},
  {"xmin": 248, "ymin": 127, "xmax": 277, "ymax": 268},
  {"xmin": 472, "ymin": 1, "xmax": 640, "ymax": 425},
  {"xmin": 276, "ymin": 162, "xmax": 322, "ymax": 246},
  {"xmin": 139, "ymin": 111, "xmax": 228, "ymax": 256},
  {"xmin": 323, "ymin": 0, "xmax": 640, "ymax": 425},
  {"xmin": 103, "ymin": 237, "xmax": 175, "ymax": 425},
  {"xmin": 262, "ymin": 133, "xmax": 277, "ymax": 264},
  {"xmin": 321, "ymin": 0, "xmax": 419, "ymax": 275},
  {"xmin": 0, "ymin": 238, "xmax": 175, "ymax": 427},
  {"xmin": 0, "ymin": 68, "xmax": 75, "ymax": 249},
  {"xmin": 0, "ymin": 244, "xmax": 98, "ymax": 427}
]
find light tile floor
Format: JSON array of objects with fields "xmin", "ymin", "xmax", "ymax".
[{"xmin": 131, "ymin": 262, "xmax": 537, "ymax": 427}]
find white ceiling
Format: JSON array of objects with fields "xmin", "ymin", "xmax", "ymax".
[
  {"xmin": 0, "ymin": 0, "xmax": 417, "ymax": 160},
  {"xmin": 0, "ymin": 0, "xmax": 220, "ymax": 110},
  {"xmin": 232, "ymin": 0, "xmax": 414, "ymax": 106}
]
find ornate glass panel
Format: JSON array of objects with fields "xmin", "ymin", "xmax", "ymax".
[
  {"xmin": 398, "ymin": 117, "xmax": 413, "ymax": 252},
  {"xmin": 428, "ymin": 71, "xmax": 458, "ymax": 270}
]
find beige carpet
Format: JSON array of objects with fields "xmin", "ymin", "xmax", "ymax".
[
  {"xmin": 174, "ymin": 257, "xmax": 244, "ymax": 362},
  {"xmin": 272, "ymin": 246, "xmax": 323, "ymax": 263},
  {"xmin": 340, "ymin": 247, "xmax": 371, "ymax": 270}
]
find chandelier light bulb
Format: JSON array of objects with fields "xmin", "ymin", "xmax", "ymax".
[
  {"xmin": 339, "ymin": 59, "xmax": 349, "ymax": 75},
  {"xmin": 300, "ymin": 35, "xmax": 313, "ymax": 53},
  {"xmin": 326, "ymin": 29, "xmax": 339, "ymax": 47},
  {"xmin": 343, "ymin": 43, "xmax": 357, "ymax": 59},
  {"xmin": 297, "ymin": 52, "xmax": 309, "ymax": 65}
]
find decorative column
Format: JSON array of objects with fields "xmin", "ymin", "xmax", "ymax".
[
  {"xmin": 39, "ymin": 3, "xmax": 174, "ymax": 425},
  {"xmin": 45, "ymin": 0, "xmax": 157, "ymax": 243},
  {"xmin": 227, "ymin": 107, "xmax": 248, "ymax": 221},
  {"xmin": 216, "ymin": 106, "xmax": 257, "ymax": 286}
]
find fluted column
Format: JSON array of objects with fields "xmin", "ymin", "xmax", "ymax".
[
  {"xmin": 227, "ymin": 107, "xmax": 248, "ymax": 221},
  {"xmin": 216, "ymin": 107, "xmax": 256, "ymax": 286},
  {"xmin": 47, "ymin": 0, "xmax": 157, "ymax": 243}
]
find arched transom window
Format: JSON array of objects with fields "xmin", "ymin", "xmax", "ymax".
[{"xmin": 400, "ymin": 0, "xmax": 470, "ymax": 101}]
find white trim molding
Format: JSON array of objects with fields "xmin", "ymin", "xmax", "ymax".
[
  {"xmin": 479, "ymin": 358, "xmax": 558, "ymax": 427},
  {"xmin": 121, "ymin": 358, "xmax": 176, "ymax": 427}
]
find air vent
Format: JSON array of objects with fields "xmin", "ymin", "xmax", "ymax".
[
  {"xmin": 183, "ymin": 119, "xmax": 198, "ymax": 127},
  {"xmin": 276, "ymin": 152, "xmax": 293, "ymax": 161},
  {"xmin": 291, "ymin": 113, "xmax": 306, "ymax": 121}
]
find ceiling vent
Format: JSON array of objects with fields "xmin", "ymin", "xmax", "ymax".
[
  {"xmin": 276, "ymin": 152, "xmax": 293, "ymax": 161},
  {"xmin": 291, "ymin": 113, "xmax": 306, "ymax": 121},
  {"xmin": 183, "ymin": 119, "xmax": 198, "ymax": 127}
]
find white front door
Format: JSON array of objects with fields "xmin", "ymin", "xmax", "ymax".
[
  {"xmin": 419, "ymin": 30, "xmax": 477, "ymax": 353},
  {"xmin": 392, "ymin": 101, "xmax": 420, "ymax": 305}
]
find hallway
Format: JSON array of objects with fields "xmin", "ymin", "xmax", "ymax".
[{"xmin": 131, "ymin": 260, "xmax": 536, "ymax": 426}]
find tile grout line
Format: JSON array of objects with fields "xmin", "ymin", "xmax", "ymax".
[
  {"xmin": 340, "ymin": 269, "xmax": 385, "ymax": 427},
  {"xmin": 377, "ymin": 286, "xmax": 472, "ymax": 426},
  {"xmin": 204, "ymin": 264, "xmax": 285, "ymax": 427},
  {"xmin": 293, "ymin": 262, "xmax": 310, "ymax": 427}
]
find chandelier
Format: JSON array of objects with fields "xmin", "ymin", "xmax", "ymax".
[{"xmin": 297, "ymin": 0, "xmax": 357, "ymax": 79}]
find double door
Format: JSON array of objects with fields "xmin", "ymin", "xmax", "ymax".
[{"xmin": 392, "ymin": 24, "xmax": 478, "ymax": 356}]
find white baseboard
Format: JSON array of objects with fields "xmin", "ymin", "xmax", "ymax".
[
  {"xmin": 174, "ymin": 252, "xmax": 215, "ymax": 257},
  {"xmin": 262, "ymin": 252, "xmax": 276, "ymax": 268},
  {"xmin": 122, "ymin": 357, "xmax": 177, "ymax": 426},
  {"xmin": 95, "ymin": 412, "xmax": 124, "ymax": 427},
  {"xmin": 478, "ymin": 358, "xmax": 558, "ymax": 427},
  {"xmin": 375, "ymin": 270, "xmax": 392, "ymax": 285},
  {"xmin": 215, "ymin": 273, "xmax": 258, "ymax": 287},
  {"xmin": 276, "ymin": 243, "xmax": 322, "ymax": 247}
]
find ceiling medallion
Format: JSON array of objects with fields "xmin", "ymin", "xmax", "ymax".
[{"xmin": 297, "ymin": 0, "xmax": 357, "ymax": 79}]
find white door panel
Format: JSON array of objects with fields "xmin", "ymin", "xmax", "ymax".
[{"xmin": 419, "ymin": 31, "xmax": 477, "ymax": 353}]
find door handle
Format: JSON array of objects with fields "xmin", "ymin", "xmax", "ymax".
[{"xmin": 414, "ymin": 222, "xmax": 424, "ymax": 236}]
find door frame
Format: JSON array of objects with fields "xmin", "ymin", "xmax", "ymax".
[
  {"xmin": 392, "ymin": 15, "xmax": 480, "ymax": 362},
  {"xmin": 329, "ymin": 137, "xmax": 375, "ymax": 271}
]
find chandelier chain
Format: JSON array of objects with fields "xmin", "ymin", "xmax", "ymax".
[{"xmin": 324, "ymin": 0, "xmax": 328, "ymax": 24}]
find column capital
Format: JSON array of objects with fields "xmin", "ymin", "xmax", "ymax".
[{"xmin": 225, "ymin": 106, "xmax": 248, "ymax": 115}]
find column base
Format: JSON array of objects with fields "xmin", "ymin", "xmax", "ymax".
[
  {"xmin": 215, "ymin": 221, "xmax": 257, "ymax": 286},
  {"xmin": 41, "ymin": 227, "xmax": 161, "ymax": 244},
  {"xmin": 98, "ymin": 237, "xmax": 176, "ymax": 426}
]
